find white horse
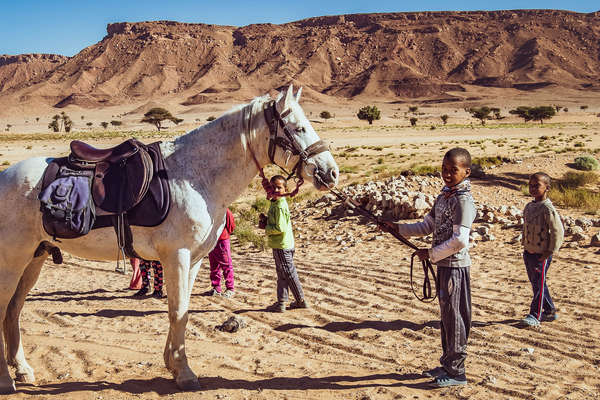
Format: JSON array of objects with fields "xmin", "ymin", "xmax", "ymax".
[{"xmin": 0, "ymin": 85, "xmax": 339, "ymax": 393}]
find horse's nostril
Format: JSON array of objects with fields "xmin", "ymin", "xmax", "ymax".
[{"xmin": 331, "ymin": 169, "xmax": 338, "ymax": 180}]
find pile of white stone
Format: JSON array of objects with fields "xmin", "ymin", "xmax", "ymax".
[
  {"xmin": 307, "ymin": 176, "xmax": 600, "ymax": 248},
  {"xmin": 310, "ymin": 175, "xmax": 439, "ymax": 220}
]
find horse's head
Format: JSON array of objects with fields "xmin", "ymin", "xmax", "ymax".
[{"xmin": 268, "ymin": 85, "xmax": 339, "ymax": 191}]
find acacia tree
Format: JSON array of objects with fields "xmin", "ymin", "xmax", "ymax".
[
  {"xmin": 468, "ymin": 107, "xmax": 492, "ymax": 125},
  {"xmin": 440, "ymin": 114, "xmax": 449, "ymax": 125},
  {"xmin": 62, "ymin": 113, "xmax": 73, "ymax": 132},
  {"xmin": 141, "ymin": 108, "xmax": 182, "ymax": 131},
  {"xmin": 48, "ymin": 115, "xmax": 60, "ymax": 132},
  {"xmin": 509, "ymin": 106, "xmax": 533, "ymax": 122},
  {"xmin": 410, "ymin": 117, "xmax": 418, "ymax": 127},
  {"xmin": 357, "ymin": 105, "xmax": 381, "ymax": 125},
  {"xmin": 529, "ymin": 106, "xmax": 556, "ymax": 124}
]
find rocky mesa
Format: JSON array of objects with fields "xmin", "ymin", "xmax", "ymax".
[{"xmin": 1, "ymin": 9, "xmax": 599, "ymax": 110}]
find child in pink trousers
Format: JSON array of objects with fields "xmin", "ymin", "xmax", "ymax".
[{"xmin": 208, "ymin": 208, "xmax": 236, "ymax": 298}]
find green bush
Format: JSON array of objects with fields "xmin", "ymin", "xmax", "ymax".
[
  {"xmin": 472, "ymin": 156, "xmax": 509, "ymax": 168},
  {"xmin": 573, "ymin": 155, "xmax": 599, "ymax": 171},
  {"xmin": 357, "ymin": 106, "xmax": 381, "ymax": 125}
]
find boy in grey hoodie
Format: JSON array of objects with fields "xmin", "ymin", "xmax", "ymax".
[
  {"xmin": 382, "ymin": 147, "xmax": 476, "ymax": 387},
  {"xmin": 521, "ymin": 172, "xmax": 564, "ymax": 327}
]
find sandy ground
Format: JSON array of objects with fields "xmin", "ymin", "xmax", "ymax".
[{"xmin": 2, "ymin": 99, "xmax": 600, "ymax": 399}]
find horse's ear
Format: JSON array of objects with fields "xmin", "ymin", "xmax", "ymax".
[
  {"xmin": 295, "ymin": 87, "xmax": 302, "ymax": 103},
  {"xmin": 284, "ymin": 84, "xmax": 294, "ymax": 106}
]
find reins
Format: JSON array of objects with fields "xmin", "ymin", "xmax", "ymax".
[{"xmin": 317, "ymin": 182, "xmax": 438, "ymax": 303}]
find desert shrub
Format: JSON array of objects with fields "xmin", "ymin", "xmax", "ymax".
[
  {"xmin": 357, "ymin": 105, "xmax": 381, "ymax": 125},
  {"xmin": 557, "ymin": 171, "xmax": 598, "ymax": 188},
  {"xmin": 320, "ymin": 111, "xmax": 332, "ymax": 119},
  {"xmin": 573, "ymin": 155, "xmax": 600, "ymax": 171},
  {"xmin": 490, "ymin": 107, "xmax": 502, "ymax": 119},
  {"xmin": 406, "ymin": 164, "xmax": 439, "ymax": 176},
  {"xmin": 110, "ymin": 120, "xmax": 122, "ymax": 126},
  {"xmin": 430, "ymin": 125, "xmax": 436, "ymax": 130},
  {"xmin": 206, "ymin": 116, "xmax": 216, "ymax": 122},
  {"xmin": 549, "ymin": 186, "xmax": 600, "ymax": 212},
  {"xmin": 339, "ymin": 165, "xmax": 358, "ymax": 173},
  {"xmin": 472, "ymin": 156, "xmax": 509, "ymax": 168},
  {"xmin": 441, "ymin": 114, "xmax": 449, "ymax": 124},
  {"xmin": 1, "ymin": 161, "xmax": 9, "ymax": 166},
  {"xmin": 101, "ymin": 122, "xmax": 109, "ymax": 129},
  {"xmin": 580, "ymin": 105, "xmax": 588, "ymax": 110},
  {"xmin": 86, "ymin": 122, "xmax": 93, "ymax": 127},
  {"xmin": 233, "ymin": 207, "xmax": 265, "ymax": 250},
  {"xmin": 409, "ymin": 117, "xmax": 418, "ymax": 127},
  {"xmin": 408, "ymin": 106, "xmax": 418, "ymax": 113}
]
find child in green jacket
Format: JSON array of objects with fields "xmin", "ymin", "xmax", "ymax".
[{"xmin": 259, "ymin": 175, "xmax": 308, "ymax": 313}]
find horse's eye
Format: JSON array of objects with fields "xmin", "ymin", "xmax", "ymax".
[{"xmin": 295, "ymin": 127, "xmax": 306, "ymax": 133}]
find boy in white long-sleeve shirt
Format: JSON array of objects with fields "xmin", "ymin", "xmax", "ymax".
[{"xmin": 382, "ymin": 147, "xmax": 476, "ymax": 387}]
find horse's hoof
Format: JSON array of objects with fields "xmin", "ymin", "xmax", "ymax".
[
  {"xmin": 176, "ymin": 377, "xmax": 201, "ymax": 391},
  {"xmin": 15, "ymin": 372, "xmax": 35, "ymax": 383},
  {"xmin": 0, "ymin": 377, "xmax": 16, "ymax": 394}
]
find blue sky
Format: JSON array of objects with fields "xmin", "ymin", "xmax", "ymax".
[{"xmin": 1, "ymin": 0, "xmax": 597, "ymax": 56}]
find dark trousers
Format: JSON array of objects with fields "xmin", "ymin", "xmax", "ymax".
[
  {"xmin": 140, "ymin": 260, "xmax": 163, "ymax": 291},
  {"xmin": 523, "ymin": 251, "xmax": 555, "ymax": 319},
  {"xmin": 273, "ymin": 248, "xmax": 304, "ymax": 303},
  {"xmin": 437, "ymin": 266, "xmax": 471, "ymax": 377}
]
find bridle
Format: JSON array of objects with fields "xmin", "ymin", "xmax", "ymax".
[{"xmin": 262, "ymin": 100, "xmax": 330, "ymax": 184}]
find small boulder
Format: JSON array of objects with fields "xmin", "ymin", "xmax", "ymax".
[
  {"xmin": 590, "ymin": 233, "xmax": 600, "ymax": 247},
  {"xmin": 216, "ymin": 316, "xmax": 247, "ymax": 333}
]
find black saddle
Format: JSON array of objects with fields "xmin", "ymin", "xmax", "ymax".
[{"xmin": 41, "ymin": 139, "xmax": 171, "ymax": 258}]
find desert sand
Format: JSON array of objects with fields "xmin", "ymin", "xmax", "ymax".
[{"xmin": 0, "ymin": 95, "xmax": 599, "ymax": 400}]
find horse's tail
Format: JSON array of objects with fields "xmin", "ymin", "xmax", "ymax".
[{"xmin": 33, "ymin": 241, "xmax": 63, "ymax": 264}]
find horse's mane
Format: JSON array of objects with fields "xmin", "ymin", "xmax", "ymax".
[{"xmin": 173, "ymin": 94, "xmax": 271, "ymax": 148}]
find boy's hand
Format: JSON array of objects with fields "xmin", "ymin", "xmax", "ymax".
[
  {"xmin": 258, "ymin": 213, "xmax": 267, "ymax": 229},
  {"xmin": 539, "ymin": 251, "xmax": 552, "ymax": 262},
  {"xmin": 413, "ymin": 248, "xmax": 430, "ymax": 261},
  {"xmin": 378, "ymin": 221, "xmax": 395, "ymax": 233}
]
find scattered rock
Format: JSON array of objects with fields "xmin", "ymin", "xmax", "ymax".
[
  {"xmin": 521, "ymin": 347, "xmax": 535, "ymax": 354},
  {"xmin": 590, "ymin": 233, "xmax": 600, "ymax": 247},
  {"xmin": 216, "ymin": 316, "xmax": 247, "ymax": 333}
]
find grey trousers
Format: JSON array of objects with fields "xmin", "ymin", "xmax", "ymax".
[
  {"xmin": 273, "ymin": 248, "xmax": 304, "ymax": 303},
  {"xmin": 437, "ymin": 266, "xmax": 471, "ymax": 377}
]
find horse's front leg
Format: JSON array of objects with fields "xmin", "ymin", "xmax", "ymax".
[{"xmin": 162, "ymin": 248, "xmax": 200, "ymax": 390}]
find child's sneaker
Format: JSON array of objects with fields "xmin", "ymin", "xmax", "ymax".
[
  {"xmin": 289, "ymin": 299, "xmax": 309, "ymax": 309},
  {"xmin": 134, "ymin": 287, "xmax": 148, "ymax": 297},
  {"xmin": 266, "ymin": 302, "xmax": 286, "ymax": 313},
  {"xmin": 541, "ymin": 311, "xmax": 558, "ymax": 322},
  {"xmin": 206, "ymin": 288, "xmax": 221, "ymax": 296},
  {"xmin": 521, "ymin": 314, "xmax": 540, "ymax": 327},
  {"xmin": 422, "ymin": 366, "xmax": 446, "ymax": 377},
  {"xmin": 222, "ymin": 289, "xmax": 235, "ymax": 298},
  {"xmin": 152, "ymin": 290, "xmax": 164, "ymax": 299},
  {"xmin": 431, "ymin": 373, "xmax": 467, "ymax": 387}
]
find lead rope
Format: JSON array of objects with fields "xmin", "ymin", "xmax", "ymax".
[{"xmin": 322, "ymin": 183, "xmax": 437, "ymax": 303}]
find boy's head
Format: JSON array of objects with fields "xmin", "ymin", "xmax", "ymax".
[
  {"xmin": 442, "ymin": 148, "xmax": 471, "ymax": 187},
  {"xmin": 270, "ymin": 175, "xmax": 287, "ymax": 198},
  {"xmin": 529, "ymin": 172, "xmax": 551, "ymax": 200}
]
